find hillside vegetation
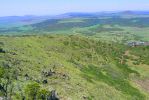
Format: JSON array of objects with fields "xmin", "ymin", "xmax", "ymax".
[{"xmin": 0, "ymin": 35, "xmax": 149, "ymax": 100}]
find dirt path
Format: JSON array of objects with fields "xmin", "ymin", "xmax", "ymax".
[
  {"xmin": 125, "ymin": 50, "xmax": 149, "ymax": 93},
  {"xmin": 124, "ymin": 50, "xmax": 139, "ymax": 59}
]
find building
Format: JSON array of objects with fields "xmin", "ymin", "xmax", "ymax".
[{"xmin": 128, "ymin": 41, "xmax": 149, "ymax": 47}]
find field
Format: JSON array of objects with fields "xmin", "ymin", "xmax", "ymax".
[{"xmin": 1, "ymin": 16, "xmax": 149, "ymax": 42}]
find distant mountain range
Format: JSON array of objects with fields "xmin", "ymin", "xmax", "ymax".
[
  {"xmin": 0, "ymin": 15, "xmax": 50, "ymax": 28},
  {"xmin": 0, "ymin": 11, "xmax": 149, "ymax": 34},
  {"xmin": 0, "ymin": 11, "xmax": 149, "ymax": 27},
  {"xmin": 53, "ymin": 11, "xmax": 149, "ymax": 18}
]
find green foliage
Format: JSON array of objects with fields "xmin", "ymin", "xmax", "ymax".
[
  {"xmin": 81, "ymin": 64, "xmax": 145, "ymax": 100},
  {"xmin": 0, "ymin": 67, "xmax": 4, "ymax": 78},
  {"xmin": 37, "ymin": 89, "xmax": 50, "ymax": 100},
  {"xmin": 25, "ymin": 82, "xmax": 40, "ymax": 100},
  {"xmin": 130, "ymin": 46, "xmax": 149, "ymax": 65},
  {"xmin": 25, "ymin": 83, "xmax": 51, "ymax": 100}
]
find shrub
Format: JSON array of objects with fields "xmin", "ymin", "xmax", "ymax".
[{"xmin": 25, "ymin": 82, "xmax": 40, "ymax": 100}]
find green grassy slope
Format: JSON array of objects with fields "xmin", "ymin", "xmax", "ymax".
[{"xmin": 0, "ymin": 35, "xmax": 149, "ymax": 100}]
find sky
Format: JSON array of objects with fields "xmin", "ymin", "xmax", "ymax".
[{"xmin": 0, "ymin": 0, "xmax": 149, "ymax": 16}]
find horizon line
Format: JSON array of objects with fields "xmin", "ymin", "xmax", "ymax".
[{"xmin": 0, "ymin": 10, "xmax": 149, "ymax": 17}]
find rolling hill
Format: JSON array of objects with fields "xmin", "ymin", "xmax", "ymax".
[{"xmin": 0, "ymin": 35, "xmax": 149, "ymax": 100}]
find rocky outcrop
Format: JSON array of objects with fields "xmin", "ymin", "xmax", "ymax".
[
  {"xmin": 42, "ymin": 79, "xmax": 48, "ymax": 84},
  {"xmin": 47, "ymin": 90, "xmax": 60, "ymax": 100},
  {"xmin": 42, "ymin": 70, "xmax": 56, "ymax": 77},
  {"xmin": 0, "ymin": 48, "xmax": 5, "ymax": 53}
]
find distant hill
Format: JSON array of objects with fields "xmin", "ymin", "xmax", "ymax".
[
  {"xmin": 1, "ymin": 11, "xmax": 149, "ymax": 27},
  {"xmin": 1, "ymin": 11, "xmax": 149, "ymax": 40},
  {"xmin": 54, "ymin": 11, "xmax": 149, "ymax": 18},
  {"xmin": 0, "ymin": 15, "xmax": 51, "ymax": 28}
]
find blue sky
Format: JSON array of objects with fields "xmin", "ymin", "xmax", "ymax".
[{"xmin": 0, "ymin": 0, "xmax": 149, "ymax": 16}]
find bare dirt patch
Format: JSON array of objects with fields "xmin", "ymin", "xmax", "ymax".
[{"xmin": 134, "ymin": 79, "xmax": 149, "ymax": 93}]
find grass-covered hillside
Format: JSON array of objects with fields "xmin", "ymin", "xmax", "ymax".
[{"xmin": 0, "ymin": 35, "xmax": 149, "ymax": 100}]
